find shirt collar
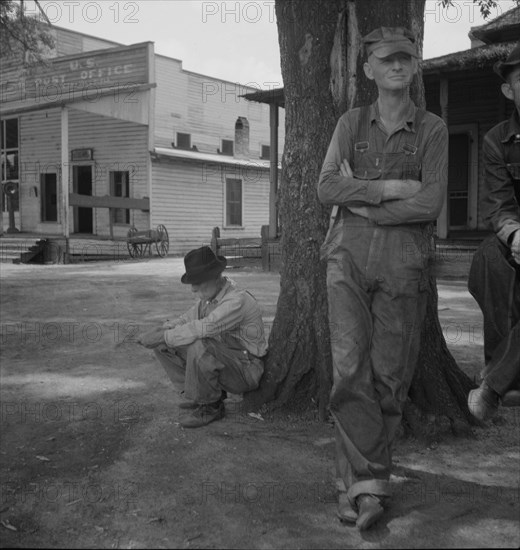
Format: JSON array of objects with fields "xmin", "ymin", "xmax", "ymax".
[
  {"xmin": 370, "ymin": 100, "xmax": 417, "ymax": 132},
  {"xmin": 501, "ymin": 109, "xmax": 520, "ymax": 144},
  {"xmin": 205, "ymin": 276, "xmax": 232, "ymax": 305}
]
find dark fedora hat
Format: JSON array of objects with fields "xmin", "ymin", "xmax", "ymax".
[
  {"xmin": 494, "ymin": 42, "xmax": 520, "ymax": 81},
  {"xmin": 181, "ymin": 246, "xmax": 227, "ymax": 284}
]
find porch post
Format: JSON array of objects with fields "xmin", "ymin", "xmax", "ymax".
[
  {"xmin": 269, "ymin": 102, "xmax": 279, "ymax": 239},
  {"xmin": 61, "ymin": 106, "xmax": 70, "ymax": 256},
  {"xmin": 437, "ymin": 76, "xmax": 449, "ymax": 239}
]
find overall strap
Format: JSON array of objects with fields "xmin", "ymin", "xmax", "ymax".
[
  {"xmin": 400, "ymin": 107, "xmax": 427, "ymax": 156},
  {"xmin": 354, "ymin": 105, "xmax": 372, "ymax": 154}
]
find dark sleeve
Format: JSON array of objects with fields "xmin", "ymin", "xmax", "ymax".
[
  {"xmin": 317, "ymin": 113, "xmax": 385, "ymax": 207},
  {"xmin": 482, "ymin": 131, "xmax": 520, "ymax": 246}
]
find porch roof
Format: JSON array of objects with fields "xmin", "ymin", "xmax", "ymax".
[
  {"xmin": 242, "ymin": 87, "xmax": 285, "ymax": 108},
  {"xmin": 422, "ymin": 41, "xmax": 517, "ymax": 75}
]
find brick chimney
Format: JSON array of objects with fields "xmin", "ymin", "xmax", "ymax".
[{"xmin": 234, "ymin": 117, "xmax": 249, "ymax": 158}]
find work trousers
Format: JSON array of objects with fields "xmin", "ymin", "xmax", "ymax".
[
  {"xmin": 153, "ymin": 335, "xmax": 264, "ymax": 404},
  {"xmin": 468, "ymin": 235, "xmax": 520, "ymax": 396},
  {"xmin": 324, "ymin": 216, "xmax": 429, "ymax": 502}
]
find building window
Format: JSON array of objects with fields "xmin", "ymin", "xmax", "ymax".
[
  {"xmin": 221, "ymin": 139, "xmax": 234, "ymax": 156},
  {"xmin": 176, "ymin": 132, "xmax": 191, "ymax": 149},
  {"xmin": 41, "ymin": 173, "xmax": 58, "ymax": 222},
  {"xmin": 225, "ymin": 178, "xmax": 242, "ymax": 227},
  {"xmin": 1, "ymin": 118, "xmax": 19, "ymax": 212},
  {"xmin": 110, "ymin": 171, "xmax": 130, "ymax": 225},
  {"xmin": 261, "ymin": 145, "xmax": 270, "ymax": 159}
]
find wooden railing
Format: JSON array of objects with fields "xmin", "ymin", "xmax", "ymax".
[{"xmin": 210, "ymin": 225, "xmax": 280, "ymax": 271}]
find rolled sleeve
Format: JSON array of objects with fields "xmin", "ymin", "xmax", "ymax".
[
  {"xmin": 482, "ymin": 134, "xmax": 520, "ymax": 246},
  {"xmin": 318, "ymin": 114, "xmax": 386, "ymax": 207},
  {"xmin": 364, "ymin": 120, "xmax": 448, "ymax": 225},
  {"xmin": 164, "ymin": 294, "xmax": 245, "ymax": 347}
]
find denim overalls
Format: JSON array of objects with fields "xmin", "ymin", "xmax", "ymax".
[{"xmin": 325, "ymin": 106, "xmax": 433, "ymax": 502}]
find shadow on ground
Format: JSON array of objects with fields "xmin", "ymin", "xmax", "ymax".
[{"xmin": 0, "ymin": 259, "xmax": 518, "ymax": 548}]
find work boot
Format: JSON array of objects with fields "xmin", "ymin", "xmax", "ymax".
[
  {"xmin": 180, "ymin": 401, "xmax": 225, "ymax": 428},
  {"xmin": 177, "ymin": 391, "xmax": 198, "ymax": 410},
  {"xmin": 336, "ymin": 492, "xmax": 358, "ymax": 524},
  {"xmin": 468, "ymin": 381, "xmax": 499, "ymax": 421},
  {"xmin": 356, "ymin": 494, "xmax": 384, "ymax": 531},
  {"xmin": 502, "ymin": 389, "xmax": 520, "ymax": 407}
]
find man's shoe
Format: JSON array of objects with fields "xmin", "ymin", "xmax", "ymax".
[
  {"xmin": 501, "ymin": 389, "xmax": 520, "ymax": 407},
  {"xmin": 177, "ymin": 391, "xmax": 198, "ymax": 410},
  {"xmin": 336, "ymin": 492, "xmax": 358, "ymax": 524},
  {"xmin": 356, "ymin": 494, "xmax": 384, "ymax": 531},
  {"xmin": 180, "ymin": 402, "xmax": 225, "ymax": 428},
  {"xmin": 468, "ymin": 381, "xmax": 499, "ymax": 421}
]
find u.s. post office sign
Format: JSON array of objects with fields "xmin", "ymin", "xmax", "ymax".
[{"xmin": 0, "ymin": 42, "xmax": 151, "ymax": 105}]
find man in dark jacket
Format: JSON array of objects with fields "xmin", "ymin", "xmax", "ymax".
[{"xmin": 468, "ymin": 42, "xmax": 520, "ymax": 420}]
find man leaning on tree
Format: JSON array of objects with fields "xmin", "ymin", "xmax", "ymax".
[
  {"xmin": 318, "ymin": 27, "xmax": 448, "ymax": 530},
  {"xmin": 467, "ymin": 42, "xmax": 520, "ymax": 421}
]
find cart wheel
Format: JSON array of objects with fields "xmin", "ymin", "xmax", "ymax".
[
  {"xmin": 155, "ymin": 224, "xmax": 169, "ymax": 257},
  {"xmin": 127, "ymin": 226, "xmax": 142, "ymax": 259}
]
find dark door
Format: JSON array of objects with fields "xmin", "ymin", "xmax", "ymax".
[
  {"xmin": 73, "ymin": 165, "xmax": 93, "ymax": 233},
  {"xmin": 448, "ymin": 133, "xmax": 470, "ymax": 230},
  {"xmin": 41, "ymin": 173, "xmax": 58, "ymax": 222}
]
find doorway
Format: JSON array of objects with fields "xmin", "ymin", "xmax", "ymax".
[
  {"xmin": 448, "ymin": 125, "xmax": 478, "ymax": 232},
  {"xmin": 73, "ymin": 165, "xmax": 93, "ymax": 233}
]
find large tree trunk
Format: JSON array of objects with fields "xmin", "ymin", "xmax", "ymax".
[{"xmin": 245, "ymin": 0, "xmax": 477, "ymax": 433}]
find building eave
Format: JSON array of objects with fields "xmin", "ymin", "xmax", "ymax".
[
  {"xmin": 422, "ymin": 41, "xmax": 516, "ymax": 76},
  {"xmin": 153, "ymin": 147, "xmax": 279, "ymax": 169},
  {"xmin": 241, "ymin": 87, "xmax": 285, "ymax": 108}
]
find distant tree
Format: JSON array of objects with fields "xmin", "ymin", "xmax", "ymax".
[{"xmin": 0, "ymin": 0, "xmax": 54, "ymax": 63}]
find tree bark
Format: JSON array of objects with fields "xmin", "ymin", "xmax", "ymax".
[{"xmin": 245, "ymin": 0, "xmax": 477, "ymax": 433}]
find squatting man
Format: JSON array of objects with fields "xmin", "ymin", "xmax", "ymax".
[{"xmin": 137, "ymin": 246, "xmax": 267, "ymax": 428}]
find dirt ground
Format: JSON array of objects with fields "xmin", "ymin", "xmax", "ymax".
[{"xmin": 0, "ymin": 257, "xmax": 518, "ymax": 549}]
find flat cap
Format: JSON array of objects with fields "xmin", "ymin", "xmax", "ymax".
[
  {"xmin": 363, "ymin": 26, "xmax": 418, "ymax": 59},
  {"xmin": 493, "ymin": 42, "xmax": 520, "ymax": 81}
]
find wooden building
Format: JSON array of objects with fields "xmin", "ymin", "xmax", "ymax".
[
  {"xmin": 422, "ymin": 7, "xmax": 518, "ymax": 239},
  {"xmin": 0, "ymin": 26, "xmax": 284, "ymax": 254}
]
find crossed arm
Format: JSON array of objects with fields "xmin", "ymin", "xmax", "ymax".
[{"xmin": 318, "ymin": 116, "xmax": 448, "ymax": 225}]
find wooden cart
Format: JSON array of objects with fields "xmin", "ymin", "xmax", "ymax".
[{"xmin": 126, "ymin": 224, "xmax": 169, "ymax": 258}]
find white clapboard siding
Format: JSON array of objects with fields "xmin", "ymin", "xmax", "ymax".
[
  {"xmin": 19, "ymin": 108, "xmax": 62, "ymax": 233},
  {"xmin": 68, "ymin": 110, "xmax": 149, "ymax": 239},
  {"xmin": 52, "ymin": 27, "xmax": 120, "ymax": 57},
  {"xmin": 154, "ymin": 55, "xmax": 188, "ymax": 150},
  {"xmin": 151, "ymin": 158, "xmax": 270, "ymax": 254},
  {"xmin": 19, "ymin": 108, "xmax": 149, "ymax": 238},
  {"xmin": 153, "ymin": 55, "xmax": 285, "ymax": 162}
]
